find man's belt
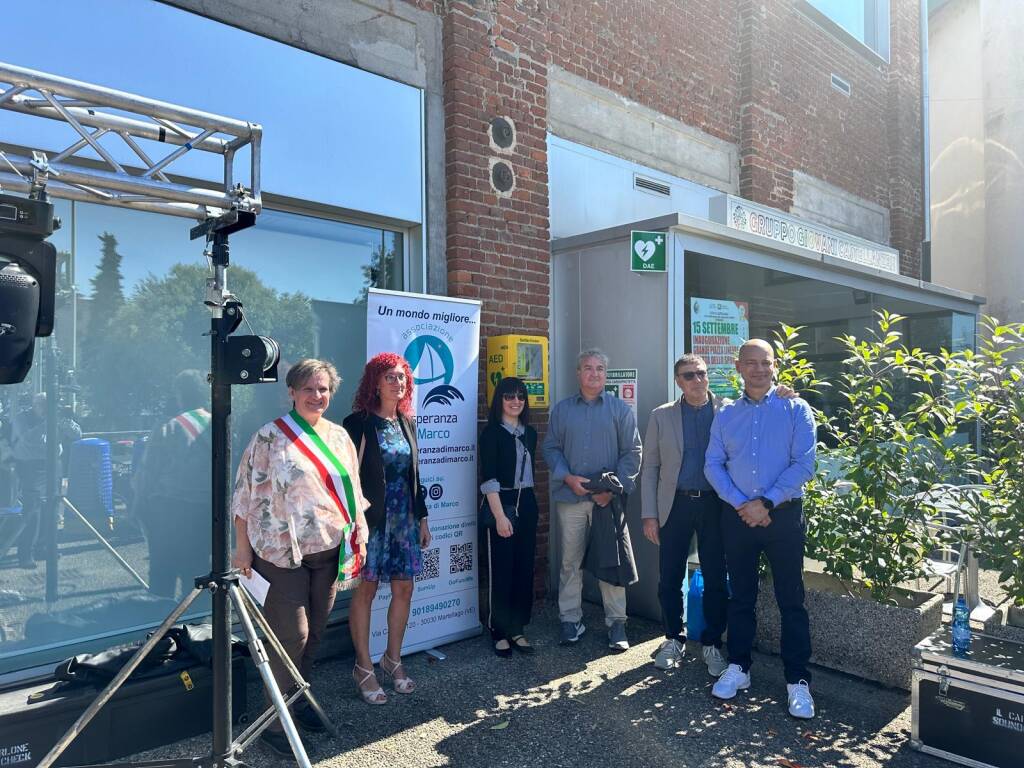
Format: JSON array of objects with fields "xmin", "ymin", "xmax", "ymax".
[{"xmin": 675, "ymin": 488, "xmax": 712, "ymax": 498}]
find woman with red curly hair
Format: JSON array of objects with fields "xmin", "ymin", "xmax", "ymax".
[{"xmin": 343, "ymin": 352, "xmax": 431, "ymax": 704}]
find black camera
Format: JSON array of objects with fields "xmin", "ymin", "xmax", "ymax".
[{"xmin": 0, "ymin": 191, "xmax": 60, "ymax": 384}]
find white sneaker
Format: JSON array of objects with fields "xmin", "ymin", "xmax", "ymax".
[
  {"xmin": 653, "ymin": 638, "xmax": 685, "ymax": 670},
  {"xmin": 702, "ymin": 645, "xmax": 728, "ymax": 677},
  {"xmin": 711, "ymin": 664, "xmax": 751, "ymax": 700},
  {"xmin": 787, "ymin": 680, "xmax": 815, "ymax": 719}
]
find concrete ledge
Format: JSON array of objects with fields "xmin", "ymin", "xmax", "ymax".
[
  {"xmin": 547, "ymin": 65, "xmax": 739, "ymax": 193},
  {"xmin": 755, "ymin": 571, "xmax": 943, "ymax": 690}
]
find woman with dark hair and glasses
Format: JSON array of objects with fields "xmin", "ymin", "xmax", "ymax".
[{"xmin": 479, "ymin": 377, "xmax": 538, "ymax": 657}]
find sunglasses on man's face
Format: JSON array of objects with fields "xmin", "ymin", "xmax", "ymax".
[
  {"xmin": 503, "ymin": 392, "xmax": 527, "ymax": 402},
  {"xmin": 677, "ymin": 370, "xmax": 709, "ymax": 381}
]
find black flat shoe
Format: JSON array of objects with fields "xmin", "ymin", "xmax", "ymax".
[
  {"xmin": 293, "ymin": 704, "xmax": 327, "ymax": 733},
  {"xmin": 260, "ymin": 729, "xmax": 293, "ymax": 757},
  {"xmin": 510, "ymin": 635, "xmax": 535, "ymax": 655},
  {"xmin": 493, "ymin": 638, "xmax": 513, "ymax": 657}
]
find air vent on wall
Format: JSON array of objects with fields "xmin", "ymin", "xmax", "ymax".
[
  {"xmin": 830, "ymin": 73, "xmax": 852, "ymax": 97},
  {"xmin": 634, "ymin": 174, "xmax": 671, "ymax": 197}
]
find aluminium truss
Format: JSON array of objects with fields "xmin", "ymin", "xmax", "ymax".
[{"xmin": 0, "ymin": 60, "xmax": 261, "ymax": 220}]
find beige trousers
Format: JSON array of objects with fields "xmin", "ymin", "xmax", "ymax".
[{"xmin": 556, "ymin": 500, "xmax": 627, "ymax": 626}]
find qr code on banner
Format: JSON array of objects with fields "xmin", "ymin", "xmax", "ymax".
[
  {"xmin": 449, "ymin": 543, "xmax": 473, "ymax": 574},
  {"xmin": 416, "ymin": 547, "xmax": 440, "ymax": 582}
]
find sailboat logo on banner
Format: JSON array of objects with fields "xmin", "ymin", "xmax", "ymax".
[{"xmin": 405, "ymin": 335, "xmax": 465, "ymax": 409}]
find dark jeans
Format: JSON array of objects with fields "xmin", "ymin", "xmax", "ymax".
[
  {"xmin": 14, "ymin": 460, "xmax": 45, "ymax": 563},
  {"xmin": 721, "ymin": 499, "xmax": 812, "ymax": 684},
  {"xmin": 487, "ymin": 487, "xmax": 538, "ymax": 641},
  {"xmin": 658, "ymin": 490, "xmax": 727, "ymax": 646},
  {"xmin": 140, "ymin": 496, "xmax": 211, "ymax": 599},
  {"xmin": 253, "ymin": 545, "xmax": 340, "ymax": 731}
]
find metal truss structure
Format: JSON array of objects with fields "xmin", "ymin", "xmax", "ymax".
[{"xmin": 0, "ymin": 61, "xmax": 261, "ymax": 220}]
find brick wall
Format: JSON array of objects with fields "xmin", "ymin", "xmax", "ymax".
[
  {"xmin": 439, "ymin": 1, "xmax": 553, "ymax": 595},
  {"xmin": 402, "ymin": 0, "xmax": 925, "ymax": 597}
]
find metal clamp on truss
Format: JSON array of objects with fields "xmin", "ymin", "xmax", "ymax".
[{"xmin": 0, "ymin": 60, "xmax": 261, "ymax": 219}]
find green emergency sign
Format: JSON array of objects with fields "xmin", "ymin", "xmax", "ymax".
[{"xmin": 630, "ymin": 230, "xmax": 666, "ymax": 273}]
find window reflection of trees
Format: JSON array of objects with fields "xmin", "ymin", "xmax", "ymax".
[{"xmin": 1, "ymin": 205, "xmax": 404, "ymax": 675}]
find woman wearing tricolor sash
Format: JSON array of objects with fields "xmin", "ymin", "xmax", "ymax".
[
  {"xmin": 230, "ymin": 359, "xmax": 369, "ymax": 755},
  {"xmin": 343, "ymin": 352, "xmax": 432, "ymax": 705}
]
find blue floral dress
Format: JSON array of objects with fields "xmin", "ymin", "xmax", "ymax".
[{"xmin": 362, "ymin": 415, "xmax": 423, "ymax": 581}]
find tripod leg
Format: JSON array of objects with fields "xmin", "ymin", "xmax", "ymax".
[
  {"xmin": 228, "ymin": 585, "xmax": 313, "ymax": 768},
  {"xmin": 234, "ymin": 583, "xmax": 337, "ymax": 736},
  {"xmin": 35, "ymin": 587, "xmax": 205, "ymax": 768}
]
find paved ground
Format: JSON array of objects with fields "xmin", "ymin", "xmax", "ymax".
[{"xmin": 129, "ymin": 600, "xmax": 947, "ymax": 768}]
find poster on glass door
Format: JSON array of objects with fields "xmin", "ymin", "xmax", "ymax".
[
  {"xmin": 365, "ymin": 288, "xmax": 482, "ymax": 658},
  {"xmin": 690, "ymin": 297, "xmax": 749, "ymax": 397}
]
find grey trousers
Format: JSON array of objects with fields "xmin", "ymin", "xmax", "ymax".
[{"xmin": 556, "ymin": 500, "xmax": 627, "ymax": 626}]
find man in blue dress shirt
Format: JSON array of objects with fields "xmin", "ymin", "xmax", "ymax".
[
  {"xmin": 543, "ymin": 349, "xmax": 642, "ymax": 652},
  {"xmin": 704, "ymin": 339, "xmax": 817, "ymax": 719}
]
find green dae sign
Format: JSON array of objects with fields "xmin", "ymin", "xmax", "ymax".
[{"xmin": 630, "ymin": 230, "xmax": 666, "ymax": 273}]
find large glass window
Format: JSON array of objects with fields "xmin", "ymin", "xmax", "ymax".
[
  {"xmin": 802, "ymin": 0, "xmax": 891, "ymax": 61},
  {"xmin": 0, "ymin": 202, "xmax": 403, "ymax": 675},
  {"xmin": 684, "ymin": 252, "xmax": 971, "ymax": 422}
]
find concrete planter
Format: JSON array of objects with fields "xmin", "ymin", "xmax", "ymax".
[
  {"xmin": 1008, "ymin": 604, "xmax": 1024, "ymax": 629},
  {"xmin": 754, "ymin": 570, "xmax": 943, "ymax": 690}
]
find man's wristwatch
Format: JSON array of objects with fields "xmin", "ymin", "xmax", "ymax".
[{"xmin": 757, "ymin": 496, "xmax": 775, "ymax": 511}]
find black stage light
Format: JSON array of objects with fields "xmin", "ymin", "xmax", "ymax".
[{"xmin": 0, "ymin": 191, "xmax": 59, "ymax": 384}]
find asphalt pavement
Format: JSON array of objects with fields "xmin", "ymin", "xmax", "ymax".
[{"xmin": 129, "ymin": 600, "xmax": 948, "ymax": 768}]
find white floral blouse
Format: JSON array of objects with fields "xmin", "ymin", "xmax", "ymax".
[{"xmin": 231, "ymin": 417, "xmax": 370, "ymax": 569}]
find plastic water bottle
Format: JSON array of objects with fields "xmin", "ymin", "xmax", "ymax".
[{"xmin": 952, "ymin": 596, "xmax": 971, "ymax": 656}]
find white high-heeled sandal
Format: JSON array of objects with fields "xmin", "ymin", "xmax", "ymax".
[
  {"xmin": 380, "ymin": 654, "xmax": 416, "ymax": 694},
  {"xmin": 352, "ymin": 663, "xmax": 387, "ymax": 705}
]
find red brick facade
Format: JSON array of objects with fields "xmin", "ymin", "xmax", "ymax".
[{"xmin": 407, "ymin": 0, "xmax": 925, "ymax": 594}]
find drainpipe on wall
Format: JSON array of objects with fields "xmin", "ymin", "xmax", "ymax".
[{"xmin": 920, "ymin": 0, "xmax": 932, "ymax": 282}]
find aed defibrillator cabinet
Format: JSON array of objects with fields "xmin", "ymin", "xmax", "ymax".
[{"xmin": 486, "ymin": 334, "xmax": 550, "ymax": 408}]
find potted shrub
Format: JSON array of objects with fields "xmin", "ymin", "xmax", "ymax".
[{"xmin": 947, "ymin": 318, "xmax": 1024, "ymax": 629}]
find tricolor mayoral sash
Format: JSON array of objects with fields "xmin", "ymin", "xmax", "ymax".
[
  {"xmin": 173, "ymin": 408, "xmax": 210, "ymax": 442},
  {"xmin": 274, "ymin": 410, "xmax": 362, "ymax": 582}
]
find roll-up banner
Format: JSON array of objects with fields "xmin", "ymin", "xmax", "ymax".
[{"xmin": 365, "ymin": 288, "xmax": 483, "ymax": 658}]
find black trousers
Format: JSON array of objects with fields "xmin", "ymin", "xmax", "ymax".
[
  {"xmin": 14, "ymin": 460, "xmax": 45, "ymax": 563},
  {"xmin": 657, "ymin": 490, "xmax": 728, "ymax": 646},
  {"xmin": 140, "ymin": 496, "xmax": 211, "ymax": 599},
  {"xmin": 721, "ymin": 499, "xmax": 812, "ymax": 684},
  {"xmin": 487, "ymin": 487, "xmax": 538, "ymax": 641}
]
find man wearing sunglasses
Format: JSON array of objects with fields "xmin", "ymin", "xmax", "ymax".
[
  {"xmin": 704, "ymin": 339, "xmax": 817, "ymax": 719},
  {"xmin": 641, "ymin": 354, "xmax": 730, "ymax": 676}
]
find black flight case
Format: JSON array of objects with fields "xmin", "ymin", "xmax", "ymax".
[
  {"xmin": 0, "ymin": 654, "xmax": 246, "ymax": 768},
  {"xmin": 912, "ymin": 628, "xmax": 1024, "ymax": 768}
]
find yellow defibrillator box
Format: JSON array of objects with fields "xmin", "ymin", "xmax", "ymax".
[{"xmin": 486, "ymin": 334, "xmax": 550, "ymax": 407}]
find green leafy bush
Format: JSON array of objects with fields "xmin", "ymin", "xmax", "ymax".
[{"xmin": 783, "ymin": 312, "xmax": 974, "ymax": 602}]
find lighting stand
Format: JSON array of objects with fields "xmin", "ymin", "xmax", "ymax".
[
  {"xmin": 0, "ymin": 60, "xmax": 335, "ymax": 768},
  {"xmin": 33, "ymin": 210, "xmax": 336, "ymax": 768}
]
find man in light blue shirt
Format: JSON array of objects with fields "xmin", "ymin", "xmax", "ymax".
[
  {"xmin": 544, "ymin": 349, "xmax": 641, "ymax": 652},
  {"xmin": 704, "ymin": 339, "xmax": 817, "ymax": 719}
]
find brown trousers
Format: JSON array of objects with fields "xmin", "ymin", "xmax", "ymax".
[{"xmin": 253, "ymin": 545, "xmax": 340, "ymax": 726}]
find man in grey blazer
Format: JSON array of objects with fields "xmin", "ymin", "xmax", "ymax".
[{"xmin": 641, "ymin": 353, "xmax": 729, "ymax": 676}]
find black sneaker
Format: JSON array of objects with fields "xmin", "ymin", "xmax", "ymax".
[
  {"xmin": 293, "ymin": 705, "xmax": 327, "ymax": 733},
  {"xmin": 260, "ymin": 729, "xmax": 293, "ymax": 757}
]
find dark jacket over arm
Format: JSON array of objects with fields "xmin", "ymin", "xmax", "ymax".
[{"xmin": 342, "ymin": 410, "xmax": 428, "ymax": 531}]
